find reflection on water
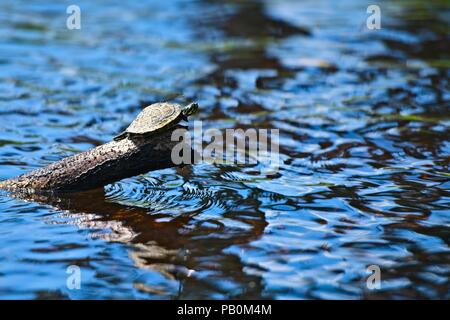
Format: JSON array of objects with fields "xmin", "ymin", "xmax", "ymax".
[{"xmin": 0, "ymin": 0, "xmax": 449, "ymax": 299}]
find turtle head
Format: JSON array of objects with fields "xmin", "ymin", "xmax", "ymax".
[{"xmin": 182, "ymin": 102, "xmax": 199, "ymax": 118}]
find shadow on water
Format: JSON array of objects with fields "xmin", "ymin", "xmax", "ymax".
[{"xmin": 9, "ymin": 165, "xmax": 269, "ymax": 299}]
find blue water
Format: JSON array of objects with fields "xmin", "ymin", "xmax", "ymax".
[{"xmin": 0, "ymin": 0, "xmax": 449, "ymax": 299}]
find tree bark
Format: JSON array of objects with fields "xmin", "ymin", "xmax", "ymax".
[{"xmin": 0, "ymin": 127, "xmax": 183, "ymax": 193}]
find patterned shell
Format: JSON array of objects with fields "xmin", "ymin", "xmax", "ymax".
[{"xmin": 125, "ymin": 102, "xmax": 182, "ymax": 134}]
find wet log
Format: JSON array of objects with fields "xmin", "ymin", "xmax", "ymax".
[{"xmin": 0, "ymin": 127, "xmax": 184, "ymax": 193}]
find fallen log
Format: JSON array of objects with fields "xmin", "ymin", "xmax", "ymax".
[{"xmin": 0, "ymin": 128, "xmax": 182, "ymax": 192}]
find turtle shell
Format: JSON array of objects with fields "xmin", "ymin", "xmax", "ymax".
[{"xmin": 114, "ymin": 103, "xmax": 182, "ymax": 141}]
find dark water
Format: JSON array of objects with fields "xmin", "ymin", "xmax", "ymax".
[{"xmin": 0, "ymin": 0, "xmax": 449, "ymax": 299}]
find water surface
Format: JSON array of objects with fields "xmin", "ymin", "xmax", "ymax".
[{"xmin": 0, "ymin": 0, "xmax": 449, "ymax": 299}]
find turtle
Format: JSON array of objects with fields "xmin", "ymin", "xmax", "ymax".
[{"xmin": 114, "ymin": 102, "xmax": 198, "ymax": 141}]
